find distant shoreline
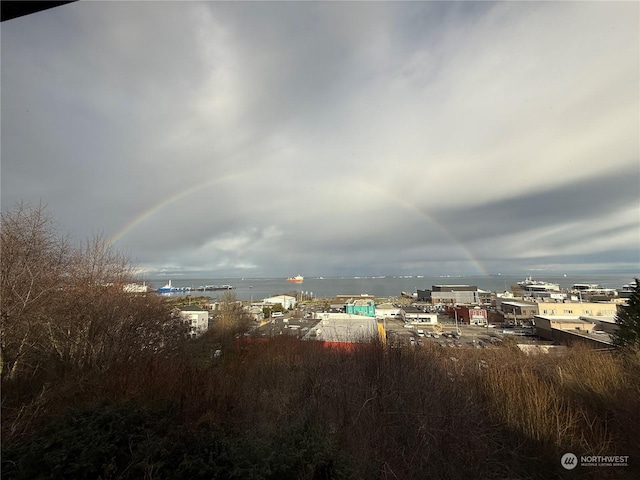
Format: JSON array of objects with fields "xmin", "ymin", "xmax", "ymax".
[{"xmin": 144, "ymin": 273, "xmax": 638, "ymax": 302}]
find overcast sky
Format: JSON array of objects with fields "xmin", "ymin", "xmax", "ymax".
[{"xmin": 2, "ymin": 1, "xmax": 639, "ymax": 278}]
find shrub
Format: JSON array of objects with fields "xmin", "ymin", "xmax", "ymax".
[{"xmin": 2, "ymin": 402, "xmax": 348, "ymax": 480}]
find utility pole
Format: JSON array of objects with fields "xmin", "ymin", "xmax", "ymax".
[{"xmin": 454, "ymin": 309, "xmax": 460, "ymax": 335}]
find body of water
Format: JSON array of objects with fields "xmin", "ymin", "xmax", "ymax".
[{"xmin": 147, "ymin": 273, "xmax": 637, "ymax": 302}]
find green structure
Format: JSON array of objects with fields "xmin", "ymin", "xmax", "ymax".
[{"xmin": 345, "ymin": 299, "xmax": 376, "ymax": 317}]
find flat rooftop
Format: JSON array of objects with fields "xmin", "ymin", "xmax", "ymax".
[
  {"xmin": 310, "ymin": 316, "xmax": 378, "ymax": 343},
  {"xmin": 502, "ymin": 301, "xmax": 537, "ymax": 307},
  {"xmin": 581, "ymin": 316, "xmax": 616, "ymax": 323},
  {"xmin": 535, "ymin": 315, "xmax": 594, "ymax": 323}
]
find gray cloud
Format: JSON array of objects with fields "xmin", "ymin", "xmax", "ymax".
[
  {"xmin": 2, "ymin": 1, "xmax": 638, "ymax": 277},
  {"xmin": 437, "ymin": 170, "xmax": 640, "ymax": 240}
]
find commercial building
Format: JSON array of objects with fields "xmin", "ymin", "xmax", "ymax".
[
  {"xmin": 534, "ymin": 315, "xmax": 613, "ymax": 347},
  {"xmin": 403, "ymin": 306, "xmax": 438, "ymax": 324},
  {"xmin": 345, "ymin": 298, "xmax": 376, "ymax": 317},
  {"xmin": 262, "ymin": 294, "xmax": 297, "ymax": 310},
  {"xmin": 497, "ymin": 300, "xmax": 539, "ymax": 323},
  {"xmin": 536, "ymin": 301, "xmax": 618, "ymax": 318},
  {"xmin": 580, "ymin": 316, "xmax": 619, "ymax": 334},
  {"xmin": 417, "ymin": 285, "xmax": 480, "ymax": 304},
  {"xmin": 375, "ymin": 303, "xmax": 405, "ymax": 321},
  {"xmin": 445, "ymin": 305, "xmax": 487, "ymax": 325},
  {"xmin": 535, "ymin": 316, "xmax": 596, "ymax": 337}
]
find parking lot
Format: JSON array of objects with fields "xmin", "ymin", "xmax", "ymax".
[
  {"xmin": 386, "ymin": 320, "xmax": 542, "ymax": 349},
  {"xmin": 248, "ymin": 308, "xmax": 545, "ymax": 349}
]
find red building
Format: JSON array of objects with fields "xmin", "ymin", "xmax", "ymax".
[{"xmin": 444, "ymin": 305, "xmax": 487, "ymax": 325}]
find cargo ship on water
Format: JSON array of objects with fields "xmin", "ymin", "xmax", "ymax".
[{"xmin": 286, "ymin": 275, "xmax": 304, "ymax": 284}]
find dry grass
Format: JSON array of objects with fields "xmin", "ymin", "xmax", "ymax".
[{"xmin": 3, "ymin": 337, "xmax": 639, "ymax": 479}]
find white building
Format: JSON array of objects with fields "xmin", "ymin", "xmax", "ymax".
[
  {"xmin": 179, "ymin": 306, "xmax": 209, "ymax": 337},
  {"xmin": 262, "ymin": 294, "xmax": 297, "ymax": 310},
  {"xmin": 123, "ymin": 282, "xmax": 149, "ymax": 293},
  {"xmin": 403, "ymin": 306, "xmax": 438, "ymax": 325},
  {"xmin": 375, "ymin": 303, "xmax": 405, "ymax": 321}
]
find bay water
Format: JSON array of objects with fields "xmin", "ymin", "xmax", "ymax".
[{"xmin": 148, "ymin": 273, "xmax": 637, "ymax": 302}]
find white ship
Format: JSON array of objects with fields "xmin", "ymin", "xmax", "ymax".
[
  {"xmin": 621, "ymin": 280, "xmax": 637, "ymax": 292},
  {"xmin": 571, "ymin": 283, "xmax": 617, "ymax": 295},
  {"xmin": 517, "ymin": 276, "xmax": 560, "ymax": 292}
]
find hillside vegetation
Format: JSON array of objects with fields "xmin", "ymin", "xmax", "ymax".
[{"xmin": 2, "ymin": 205, "xmax": 639, "ymax": 479}]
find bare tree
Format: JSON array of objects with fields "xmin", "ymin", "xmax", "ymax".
[
  {"xmin": 1, "ymin": 203, "xmax": 187, "ymax": 380},
  {"xmin": 1, "ymin": 203, "xmax": 71, "ymax": 379},
  {"xmin": 214, "ymin": 291, "xmax": 252, "ymax": 343},
  {"xmin": 67, "ymin": 233, "xmax": 135, "ymax": 288}
]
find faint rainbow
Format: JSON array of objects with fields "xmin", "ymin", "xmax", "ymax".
[
  {"xmin": 109, "ymin": 174, "xmax": 489, "ymax": 276},
  {"xmin": 359, "ymin": 180, "xmax": 489, "ymax": 276},
  {"xmin": 108, "ymin": 172, "xmax": 244, "ymax": 246}
]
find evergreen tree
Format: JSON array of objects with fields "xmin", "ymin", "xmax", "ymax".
[{"xmin": 613, "ymin": 279, "xmax": 640, "ymax": 348}]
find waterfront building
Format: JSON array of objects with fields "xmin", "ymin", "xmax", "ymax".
[{"xmin": 262, "ymin": 294, "xmax": 297, "ymax": 310}]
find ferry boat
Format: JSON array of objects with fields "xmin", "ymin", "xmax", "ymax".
[
  {"xmin": 571, "ymin": 283, "xmax": 617, "ymax": 295},
  {"xmin": 286, "ymin": 275, "xmax": 304, "ymax": 283},
  {"xmin": 158, "ymin": 280, "xmax": 193, "ymax": 293},
  {"xmin": 517, "ymin": 276, "xmax": 560, "ymax": 292},
  {"xmin": 616, "ymin": 280, "xmax": 637, "ymax": 299},
  {"xmin": 158, "ymin": 280, "xmax": 177, "ymax": 293}
]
